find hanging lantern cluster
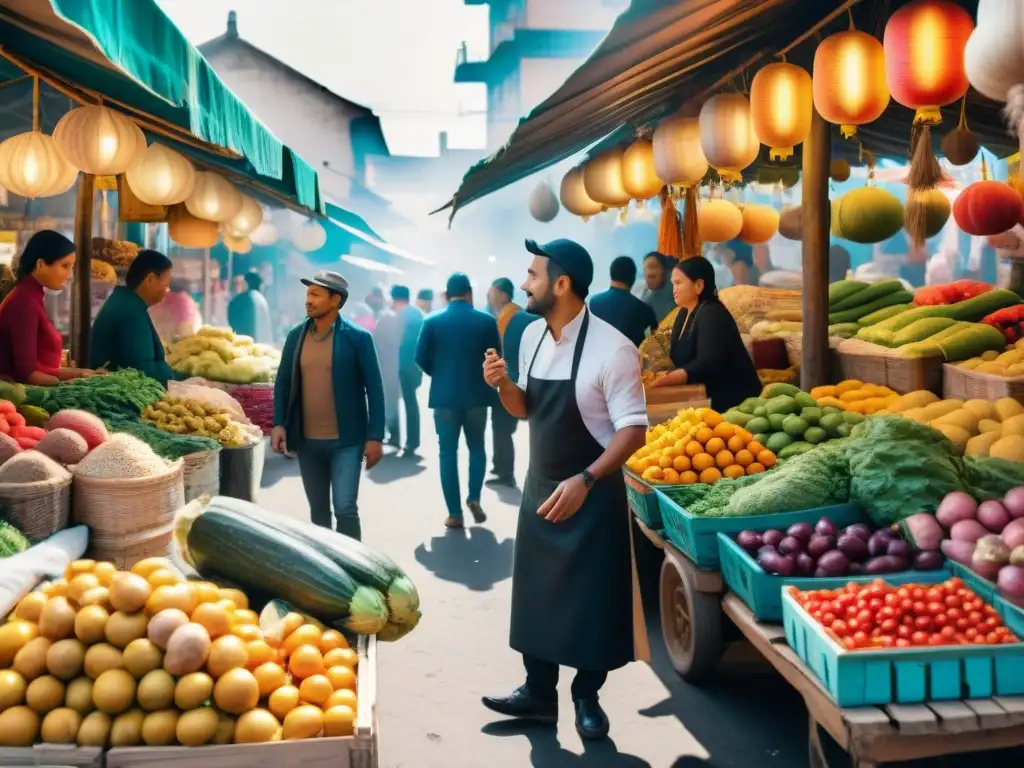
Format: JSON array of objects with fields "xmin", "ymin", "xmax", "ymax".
[
  {"xmin": 813, "ymin": 30, "xmax": 890, "ymax": 138},
  {"xmin": 186, "ymin": 171, "xmax": 244, "ymax": 223},
  {"xmin": 749, "ymin": 63, "xmax": 813, "ymax": 161},
  {"xmin": 559, "ymin": 166, "xmax": 603, "ymax": 219},
  {"xmin": 699, "ymin": 94, "xmax": 760, "ymax": 181},
  {"xmin": 528, "ymin": 180, "xmax": 559, "ymax": 222},
  {"xmin": 53, "ymin": 105, "xmax": 146, "ymax": 176},
  {"xmin": 222, "ymin": 194, "xmax": 264, "ymax": 238},
  {"xmin": 125, "ymin": 143, "xmax": 196, "ymax": 206}
]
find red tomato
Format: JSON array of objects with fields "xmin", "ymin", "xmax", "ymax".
[
  {"xmin": 964, "ymin": 628, "xmax": 979, "ymax": 640},
  {"xmin": 878, "ymin": 606, "xmax": 898, "ymax": 620},
  {"xmin": 944, "ymin": 595, "xmax": 961, "ymax": 608},
  {"xmin": 856, "ymin": 610, "xmax": 873, "ymax": 625},
  {"xmin": 914, "ymin": 616, "xmax": 933, "ymax": 631},
  {"xmin": 806, "ymin": 600, "xmax": 822, "ymax": 612},
  {"xmin": 847, "ymin": 619, "xmax": 861, "ymax": 632},
  {"xmin": 967, "ymin": 611, "xmax": 983, "ymax": 625},
  {"xmin": 881, "ymin": 619, "xmax": 899, "ymax": 633},
  {"xmin": 884, "ymin": 593, "xmax": 901, "ymax": 607},
  {"xmin": 831, "ymin": 620, "xmax": 848, "ymax": 635},
  {"xmin": 896, "ymin": 587, "xmax": 911, "ymax": 599},
  {"xmin": 940, "ymin": 626, "xmax": 956, "ymax": 639},
  {"xmin": 913, "ymin": 601, "xmax": 928, "ymax": 614},
  {"xmin": 956, "ymin": 618, "xmax": 971, "ymax": 631},
  {"xmin": 925, "ymin": 602, "xmax": 945, "ymax": 616},
  {"xmin": 987, "ymin": 632, "xmax": 1001, "ymax": 644},
  {"xmin": 852, "ymin": 631, "xmax": 869, "ymax": 646},
  {"xmin": 1003, "ymin": 635, "xmax": 1019, "ymax": 644},
  {"xmin": 897, "ymin": 625, "xmax": 912, "ymax": 639},
  {"xmin": 901, "ymin": 599, "xmax": 915, "ymax": 613},
  {"xmin": 933, "ymin": 614, "xmax": 949, "ymax": 628},
  {"xmin": 868, "ymin": 598, "xmax": 884, "ymax": 611},
  {"xmin": 896, "ymin": 638, "xmax": 912, "ymax": 648},
  {"xmin": 911, "ymin": 631, "xmax": 929, "ymax": 646},
  {"xmin": 910, "ymin": 588, "xmax": 925, "ymax": 601},
  {"xmin": 0, "ymin": 417, "xmax": 9, "ymax": 434},
  {"xmin": 876, "ymin": 636, "xmax": 896, "ymax": 648},
  {"xmin": 842, "ymin": 637, "xmax": 857, "ymax": 650},
  {"xmin": 984, "ymin": 605, "xmax": 998, "ymax": 617},
  {"xmin": 822, "ymin": 613, "xmax": 837, "ymax": 625},
  {"xmin": 946, "ymin": 608, "xmax": 962, "ymax": 621},
  {"xmin": 973, "ymin": 635, "xmax": 988, "ymax": 645}
]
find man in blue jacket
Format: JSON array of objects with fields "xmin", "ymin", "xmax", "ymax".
[
  {"xmin": 416, "ymin": 273, "xmax": 501, "ymax": 529},
  {"xmin": 271, "ymin": 270, "xmax": 386, "ymax": 541}
]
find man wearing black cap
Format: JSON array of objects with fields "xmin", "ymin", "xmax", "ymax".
[
  {"xmin": 486, "ymin": 278, "xmax": 538, "ymax": 486},
  {"xmin": 271, "ymin": 270, "xmax": 386, "ymax": 541},
  {"xmin": 589, "ymin": 255, "xmax": 658, "ymax": 347},
  {"xmin": 481, "ymin": 239, "xmax": 648, "ymax": 740}
]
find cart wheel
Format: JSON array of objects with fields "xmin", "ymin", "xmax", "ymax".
[{"xmin": 659, "ymin": 556, "xmax": 722, "ymax": 684}]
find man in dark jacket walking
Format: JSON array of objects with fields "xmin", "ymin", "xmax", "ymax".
[
  {"xmin": 416, "ymin": 273, "xmax": 501, "ymax": 528},
  {"xmin": 589, "ymin": 256, "xmax": 658, "ymax": 347},
  {"xmin": 271, "ymin": 271, "xmax": 386, "ymax": 541}
]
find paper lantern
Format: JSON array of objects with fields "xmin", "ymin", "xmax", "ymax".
[
  {"xmin": 0, "ymin": 131, "xmax": 79, "ymax": 198},
  {"xmin": 813, "ymin": 31, "xmax": 890, "ymax": 138},
  {"xmin": 53, "ymin": 105, "xmax": 145, "ymax": 175},
  {"xmin": 699, "ymin": 94, "xmax": 760, "ymax": 178},
  {"xmin": 559, "ymin": 166, "xmax": 603, "ymax": 217},
  {"xmin": 583, "ymin": 148, "xmax": 631, "ymax": 208},
  {"xmin": 953, "ymin": 181, "xmax": 1024, "ymax": 236},
  {"xmin": 884, "ymin": 0, "xmax": 974, "ymax": 125},
  {"xmin": 738, "ymin": 204, "xmax": 780, "ymax": 244},
  {"xmin": 963, "ymin": 0, "xmax": 1024, "ymax": 104},
  {"xmin": 831, "ymin": 187, "xmax": 905, "ymax": 244},
  {"xmin": 222, "ymin": 233, "xmax": 252, "ymax": 254},
  {"xmin": 168, "ymin": 204, "xmax": 218, "ymax": 249},
  {"xmin": 905, "ymin": 188, "xmax": 951, "ymax": 240},
  {"xmin": 749, "ymin": 63, "xmax": 813, "ymax": 161},
  {"xmin": 124, "ymin": 142, "xmax": 196, "ymax": 206},
  {"xmin": 223, "ymin": 195, "xmax": 263, "ymax": 237},
  {"xmin": 185, "ymin": 171, "xmax": 243, "ymax": 223},
  {"xmin": 290, "ymin": 219, "xmax": 327, "ymax": 252},
  {"xmin": 941, "ymin": 126, "xmax": 979, "ymax": 165},
  {"xmin": 778, "ymin": 205, "xmax": 803, "ymax": 240},
  {"xmin": 830, "ymin": 160, "xmax": 852, "ymax": 182},
  {"xmin": 621, "ymin": 139, "xmax": 664, "ymax": 201},
  {"xmin": 696, "ymin": 199, "xmax": 743, "ymax": 243},
  {"xmin": 528, "ymin": 180, "xmax": 559, "ymax": 222},
  {"xmin": 652, "ymin": 115, "xmax": 708, "ymax": 186},
  {"xmin": 248, "ymin": 221, "xmax": 279, "ymax": 246}
]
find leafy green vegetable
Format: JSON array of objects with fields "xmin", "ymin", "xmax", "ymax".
[
  {"xmin": 25, "ymin": 370, "xmax": 165, "ymax": 418},
  {"xmin": 959, "ymin": 457, "xmax": 1024, "ymax": 500},
  {"xmin": 105, "ymin": 415, "xmax": 219, "ymax": 460},
  {"xmin": 660, "ymin": 473, "xmax": 762, "ymax": 517},
  {"xmin": 0, "ymin": 520, "xmax": 30, "ymax": 555}
]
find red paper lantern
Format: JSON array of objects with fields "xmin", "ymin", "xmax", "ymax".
[
  {"xmin": 953, "ymin": 181, "xmax": 1024, "ymax": 236},
  {"xmin": 883, "ymin": 0, "xmax": 974, "ymax": 125}
]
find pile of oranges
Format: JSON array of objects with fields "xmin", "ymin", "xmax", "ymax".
[{"xmin": 628, "ymin": 409, "xmax": 777, "ymax": 485}]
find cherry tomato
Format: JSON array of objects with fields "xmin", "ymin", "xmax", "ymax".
[
  {"xmin": 869, "ymin": 598, "xmax": 884, "ymax": 611},
  {"xmin": 878, "ymin": 606, "xmax": 897, "ymax": 620},
  {"xmin": 842, "ymin": 637, "xmax": 857, "ymax": 650},
  {"xmin": 973, "ymin": 635, "xmax": 988, "ymax": 645},
  {"xmin": 956, "ymin": 618, "xmax": 971, "ymax": 631},
  {"xmin": 856, "ymin": 609, "xmax": 873, "ymax": 624},
  {"xmin": 987, "ymin": 632, "xmax": 1001, "ymax": 645},
  {"xmin": 896, "ymin": 587, "xmax": 911, "ymax": 599},
  {"xmin": 940, "ymin": 626, "xmax": 957, "ymax": 639},
  {"xmin": 1003, "ymin": 635, "xmax": 1019, "ymax": 644},
  {"xmin": 910, "ymin": 587, "xmax": 925, "ymax": 601},
  {"xmin": 881, "ymin": 619, "xmax": 899, "ymax": 633},
  {"xmin": 901, "ymin": 599, "xmax": 915, "ymax": 613},
  {"xmin": 847, "ymin": 619, "xmax": 861, "ymax": 632},
  {"xmin": 846, "ymin": 605, "xmax": 859, "ymax": 619},
  {"xmin": 822, "ymin": 613, "xmax": 837, "ymax": 625},
  {"xmin": 896, "ymin": 638, "xmax": 912, "ymax": 648},
  {"xmin": 944, "ymin": 595, "xmax": 960, "ymax": 608},
  {"xmin": 914, "ymin": 616, "xmax": 933, "ymax": 631},
  {"xmin": 946, "ymin": 607, "xmax": 962, "ymax": 621},
  {"xmin": 853, "ymin": 631, "xmax": 869, "ymax": 646},
  {"xmin": 884, "ymin": 593, "xmax": 901, "ymax": 607},
  {"xmin": 876, "ymin": 635, "xmax": 895, "ymax": 648},
  {"xmin": 964, "ymin": 628, "xmax": 979, "ymax": 640},
  {"xmin": 897, "ymin": 625, "xmax": 912, "ymax": 639},
  {"xmin": 967, "ymin": 611, "xmax": 983, "ymax": 626},
  {"xmin": 926, "ymin": 602, "xmax": 944, "ymax": 616},
  {"xmin": 831, "ymin": 619, "xmax": 848, "ymax": 635},
  {"xmin": 932, "ymin": 613, "xmax": 949, "ymax": 628},
  {"xmin": 911, "ymin": 631, "xmax": 929, "ymax": 645}
]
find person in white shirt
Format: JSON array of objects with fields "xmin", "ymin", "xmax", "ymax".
[{"xmin": 481, "ymin": 238, "xmax": 648, "ymax": 741}]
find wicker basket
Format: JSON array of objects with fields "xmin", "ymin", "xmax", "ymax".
[
  {"xmin": 0, "ymin": 476, "xmax": 71, "ymax": 541},
  {"xmin": 72, "ymin": 461, "xmax": 184, "ymax": 537},
  {"xmin": 182, "ymin": 449, "xmax": 220, "ymax": 503},
  {"xmin": 89, "ymin": 522, "xmax": 175, "ymax": 570},
  {"xmin": 943, "ymin": 363, "xmax": 1024, "ymax": 401},
  {"xmin": 836, "ymin": 352, "xmax": 943, "ymax": 394}
]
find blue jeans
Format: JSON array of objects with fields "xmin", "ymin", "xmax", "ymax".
[
  {"xmin": 296, "ymin": 440, "xmax": 363, "ymax": 540},
  {"xmin": 434, "ymin": 407, "xmax": 487, "ymax": 519}
]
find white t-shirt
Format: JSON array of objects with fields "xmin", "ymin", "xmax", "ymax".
[{"xmin": 517, "ymin": 307, "xmax": 648, "ymax": 447}]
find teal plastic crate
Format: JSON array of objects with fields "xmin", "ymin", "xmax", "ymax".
[
  {"xmin": 782, "ymin": 588, "xmax": 1024, "ymax": 707},
  {"xmin": 623, "ymin": 470, "xmax": 662, "ymax": 531},
  {"xmin": 948, "ymin": 561, "xmax": 1024, "ymax": 639},
  {"xmin": 718, "ymin": 533, "xmax": 950, "ymax": 622},
  {"xmin": 655, "ymin": 490, "xmax": 865, "ymax": 570}
]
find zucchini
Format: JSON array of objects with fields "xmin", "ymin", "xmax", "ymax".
[
  {"xmin": 828, "ymin": 289, "xmax": 913, "ymax": 324},
  {"xmin": 857, "ymin": 303, "xmax": 911, "ymax": 327},
  {"xmin": 948, "ymin": 289, "xmax": 1021, "ymax": 322},
  {"xmin": 207, "ymin": 496, "xmax": 420, "ymax": 623},
  {"xmin": 176, "ymin": 501, "xmax": 389, "ymax": 634},
  {"xmin": 828, "ymin": 279, "xmax": 869, "ymax": 307},
  {"xmin": 830, "ymin": 279, "xmax": 904, "ymax": 312}
]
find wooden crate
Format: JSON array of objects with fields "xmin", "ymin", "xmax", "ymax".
[
  {"xmin": 644, "ymin": 383, "xmax": 708, "ymax": 424},
  {"xmin": 106, "ymin": 634, "xmax": 378, "ymax": 768},
  {"xmin": 0, "ymin": 745, "xmax": 102, "ymax": 767}
]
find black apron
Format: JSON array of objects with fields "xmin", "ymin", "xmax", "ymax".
[{"xmin": 509, "ymin": 310, "xmax": 635, "ymax": 672}]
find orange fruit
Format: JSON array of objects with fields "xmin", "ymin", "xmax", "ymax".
[
  {"xmin": 712, "ymin": 423, "xmax": 735, "ymax": 439},
  {"xmin": 252, "ymin": 662, "xmax": 288, "ymax": 697},
  {"xmin": 747, "ymin": 441, "xmax": 765, "ymax": 456},
  {"xmin": 734, "ymin": 427, "xmax": 753, "ymax": 443},
  {"xmin": 694, "ymin": 427, "xmax": 714, "ymax": 444},
  {"xmin": 715, "ymin": 450, "xmax": 734, "ymax": 468},
  {"xmin": 690, "ymin": 453, "xmax": 714, "ymax": 472},
  {"xmin": 661, "ymin": 468, "xmax": 680, "ymax": 484},
  {"xmin": 673, "ymin": 439, "xmax": 688, "ymax": 453},
  {"xmin": 642, "ymin": 466, "xmax": 664, "ymax": 482},
  {"xmin": 757, "ymin": 450, "xmax": 777, "ymax": 468},
  {"xmin": 746, "ymin": 462, "xmax": 766, "ymax": 475},
  {"xmin": 672, "ymin": 455, "xmax": 691, "ymax": 472},
  {"xmin": 684, "ymin": 441, "xmax": 703, "ymax": 457},
  {"xmin": 319, "ymin": 631, "xmax": 348, "ymax": 653},
  {"xmin": 245, "ymin": 641, "xmax": 276, "ymax": 669},
  {"xmin": 658, "ymin": 455, "xmax": 674, "ymax": 469},
  {"xmin": 298, "ymin": 674, "xmax": 334, "ymax": 707},
  {"xmin": 701, "ymin": 409, "xmax": 723, "ymax": 428},
  {"xmin": 734, "ymin": 449, "xmax": 754, "ymax": 467},
  {"xmin": 726, "ymin": 435, "xmax": 745, "ymax": 453},
  {"xmin": 268, "ymin": 685, "xmax": 300, "ymax": 721},
  {"xmin": 699, "ymin": 467, "xmax": 722, "ymax": 484},
  {"xmin": 283, "ymin": 625, "xmax": 322, "ymax": 655},
  {"xmin": 704, "ymin": 437, "xmax": 726, "ymax": 455},
  {"xmin": 663, "ymin": 446, "xmax": 680, "ymax": 460},
  {"xmin": 325, "ymin": 688, "xmax": 358, "ymax": 710},
  {"xmin": 323, "ymin": 704, "xmax": 356, "ymax": 737},
  {"xmin": 231, "ymin": 624, "xmax": 262, "ymax": 643},
  {"xmin": 323, "ymin": 648, "xmax": 358, "ymax": 669},
  {"xmin": 679, "ymin": 471, "xmax": 699, "ymax": 485},
  {"xmin": 325, "ymin": 665, "xmax": 356, "ymax": 691},
  {"xmin": 192, "ymin": 603, "xmax": 232, "ymax": 639},
  {"xmin": 288, "ymin": 645, "xmax": 325, "ymax": 679},
  {"xmin": 722, "ymin": 464, "xmax": 745, "ymax": 479},
  {"xmin": 232, "ymin": 609, "xmax": 259, "ymax": 627}
]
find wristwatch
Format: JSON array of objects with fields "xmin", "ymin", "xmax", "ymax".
[{"xmin": 581, "ymin": 469, "xmax": 596, "ymax": 490}]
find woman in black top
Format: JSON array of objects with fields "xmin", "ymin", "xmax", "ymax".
[{"xmin": 648, "ymin": 256, "xmax": 762, "ymax": 411}]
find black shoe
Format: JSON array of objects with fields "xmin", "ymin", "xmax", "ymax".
[
  {"xmin": 466, "ymin": 500, "xmax": 487, "ymax": 524},
  {"xmin": 574, "ymin": 697, "xmax": 609, "ymax": 740},
  {"xmin": 482, "ymin": 686, "xmax": 557, "ymax": 723}
]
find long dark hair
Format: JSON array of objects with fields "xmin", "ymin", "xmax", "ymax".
[
  {"xmin": 15, "ymin": 230, "xmax": 76, "ymax": 281},
  {"xmin": 674, "ymin": 256, "xmax": 720, "ymax": 303}
]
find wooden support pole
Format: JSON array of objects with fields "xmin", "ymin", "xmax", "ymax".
[
  {"xmin": 801, "ymin": 108, "xmax": 832, "ymax": 390},
  {"xmin": 71, "ymin": 173, "xmax": 95, "ymax": 368}
]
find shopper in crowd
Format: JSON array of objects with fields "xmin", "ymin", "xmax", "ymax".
[
  {"xmin": 588, "ymin": 255, "xmax": 658, "ymax": 347},
  {"xmin": 271, "ymin": 270, "xmax": 386, "ymax": 541},
  {"xmin": 637, "ymin": 251, "xmax": 677, "ymax": 323},
  {"xmin": 393, "ymin": 285, "xmax": 424, "ymax": 457},
  {"xmin": 648, "ymin": 256, "xmax": 761, "ymax": 411},
  {"xmin": 481, "ymin": 238, "xmax": 647, "ymax": 740},
  {"xmin": 416, "ymin": 272, "xmax": 500, "ymax": 528},
  {"xmin": 486, "ymin": 277, "xmax": 537, "ymax": 487},
  {"xmin": 0, "ymin": 230, "xmax": 103, "ymax": 385},
  {"xmin": 90, "ymin": 249, "xmax": 176, "ymax": 385},
  {"xmin": 366, "ymin": 286, "xmax": 386, "ymax": 320},
  {"xmin": 415, "ymin": 288, "xmax": 434, "ymax": 315},
  {"xmin": 373, "ymin": 296, "xmax": 403, "ymax": 449},
  {"xmin": 227, "ymin": 271, "xmax": 273, "ymax": 343}
]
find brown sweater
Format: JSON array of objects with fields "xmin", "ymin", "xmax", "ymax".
[{"xmin": 300, "ymin": 330, "xmax": 339, "ymax": 440}]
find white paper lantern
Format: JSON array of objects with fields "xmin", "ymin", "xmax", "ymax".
[
  {"xmin": 559, "ymin": 167, "xmax": 603, "ymax": 217},
  {"xmin": 125, "ymin": 142, "xmax": 196, "ymax": 206},
  {"xmin": 0, "ymin": 131, "xmax": 79, "ymax": 198},
  {"xmin": 223, "ymin": 194, "xmax": 263, "ymax": 237},
  {"xmin": 222, "ymin": 233, "xmax": 252, "ymax": 254},
  {"xmin": 583, "ymin": 147, "xmax": 631, "ymax": 208},
  {"xmin": 528, "ymin": 180, "xmax": 560, "ymax": 222},
  {"xmin": 248, "ymin": 221, "xmax": 279, "ymax": 246},
  {"xmin": 53, "ymin": 105, "xmax": 145, "ymax": 176},
  {"xmin": 185, "ymin": 171, "xmax": 243, "ymax": 223},
  {"xmin": 652, "ymin": 115, "xmax": 708, "ymax": 186},
  {"xmin": 290, "ymin": 219, "xmax": 327, "ymax": 252},
  {"xmin": 699, "ymin": 94, "xmax": 761, "ymax": 177},
  {"xmin": 964, "ymin": 0, "xmax": 1024, "ymax": 103}
]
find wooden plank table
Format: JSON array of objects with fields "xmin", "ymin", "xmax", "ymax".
[{"xmin": 722, "ymin": 594, "xmax": 1024, "ymax": 767}]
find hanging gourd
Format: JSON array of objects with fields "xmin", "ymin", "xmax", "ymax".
[
  {"xmin": 168, "ymin": 204, "xmax": 218, "ymax": 249},
  {"xmin": 621, "ymin": 139, "xmax": 664, "ymax": 201},
  {"xmin": 652, "ymin": 115, "xmax": 708, "ymax": 186},
  {"xmin": 830, "ymin": 160, "xmax": 852, "ymax": 182},
  {"xmin": 905, "ymin": 188, "xmax": 951, "ymax": 239},
  {"xmin": 813, "ymin": 30, "xmax": 890, "ymax": 138},
  {"xmin": 528, "ymin": 180, "xmax": 560, "ymax": 222},
  {"xmin": 696, "ymin": 198, "xmax": 743, "ymax": 243},
  {"xmin": 559, "ymin": 166, "xmax": 603, "ymax": 218},
  {"xmin": 738, "ymin": 204, "xmax": 780, "ymax": 244},
  {"xmin": 831, "ymin": 187, "xmax": 905, "ymax": 244},
  {"xmin": 53, "ymin": 104, "xmax": 146, "ymax": 176},
  {"xmin": 941, "ymin": 99, "xmax": 980, "ymax": 166},
  {"xmin": 954, "ymin": 161, "xmax": 1024, "ymax": 237},
  {"xmin": 699, "ymin": 94, "xmax": 760, "ymax": 181},
  {"xmin": 749, "ymin": 63, "xmax": 813, "ymax": 161},
  {"xmin": 778, "ymin": 205, "xmax": 803, "ymax": 240},
  {"xmin": 185, "ymin": 171, "xmax": 243, "ymax": 223},
  {"xmin": 125, "ymin": 142, "xmax": 196, "ymax": 206},
  {"xmin": 583, "ymin": 147, "xmax": 631, "ymax": 208}
]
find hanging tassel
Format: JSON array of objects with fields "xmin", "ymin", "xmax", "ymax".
[
  {"xmin": 907, "ymin": 125, "xmax": 944, "ymax": 190},
  {"xmin": 657, "ymin": 187, "xmax": 683, "ymax": 259},
  {"xmin": 682, "ymin": 185, "xmax": 702, "ymax": 259}
]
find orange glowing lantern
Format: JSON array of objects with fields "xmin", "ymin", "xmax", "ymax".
[
  {"xmin": 884, "ymin": 0, "xmax": 974, "ymax": 125},
  {"xmin": 813, "ymin": 30, "xmax": 890, "ymax": 138},
  {"xmin": 750, "ymin": 63, "xmax": 813, "ymax": 161},
  {"xmin": 620, "ymin": 139, "xmax": 664, "ymax": 201}
]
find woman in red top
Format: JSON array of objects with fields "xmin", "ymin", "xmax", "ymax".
[{"xmin": 0, "ymin": 230, "xmax": 100, "ymax": 385}]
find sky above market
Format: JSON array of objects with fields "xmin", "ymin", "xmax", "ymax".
[{"xmin": 156, "ymin": 0, "xmax": 489, "ymax": 157}]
